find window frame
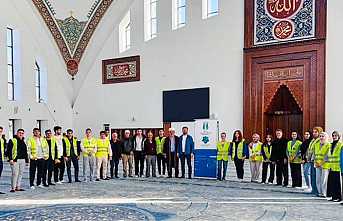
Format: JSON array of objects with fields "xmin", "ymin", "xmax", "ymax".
[
  {"xmin": 176, "ymin": 0, "xmax": 186, "ymax": 28},
  {"xmin": 203, "ymin": 0, "xmax": 219, "ymax": 19},
  {"xmin": 35, "ymin": 61, "xmax": 42, "ymax": 103},
  {"xmin": 7, "ymin": 27, "xmax": 15, "ymax": 101},
  {"xmin": 149, "ymin": 0, "xmax": 158, "ymax": 39}
]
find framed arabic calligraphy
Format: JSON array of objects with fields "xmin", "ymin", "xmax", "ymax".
[
  {"xmin": 254, "ymin": 0, "xmax": 316, "ymax": 45},
  {"xmin": 102, "ymin": 55, "xmax": 140, "ymax": 84}
]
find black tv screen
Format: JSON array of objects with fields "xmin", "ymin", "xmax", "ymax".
[{"xmin": 163, "ymin": 88, "xmax": 209, "ymax": 122}]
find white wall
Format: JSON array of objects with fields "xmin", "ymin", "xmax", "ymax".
[
  {"xmin": 73, "ymin": 0, "xmax": 245, "ymax": 138},
  {"xmin": 0, "ymin": 0, "xmax": 73, "ymax": 138},
  {"xmin": 326, "ymin": 1, "xmax": 343, "ymax": 134}
]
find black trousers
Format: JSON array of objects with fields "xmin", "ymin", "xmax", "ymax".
[
  {"xmin": 262, "ymin": 161, "xmax": 275, "ymax": 183},
  {"xmin": 180, "ymin": 154, "xmax": 192, "ymax": 178},
  {"xmin": 134, "ymin": 151, "xmax": 145, "ymax": 176},
  {"xmin": 46, "ymin": 159, "xmax": 54, "ymax": 184},
  {"xmin": 30, "ymin": 159, "xmax": 47, "ymax": 186},
  {"xmin": 54, "ymin": 157, "xmax": 65, "ymax": 182},
  {"xmin": 275, "ymin": 160, "xmax": 288, "ymax": 186},
  {"xmin": 157, "ymin": 153, "xmax": 166, "ymax": 175},
  {"xmin": 0, "ymin": 160, "xmax": 3, "ymax": 178},
  {"xmin": 66, "ymin": 156, "xmax": 79, "ymax": 182},
  {"xmin": 167, "ymin": 152, "xmax": 179, "ymax": 178},
  {"xmin": 290, "ymin": 163, "xmax": 302, "ymax": 187},
  {"xmin": 327, "ymin": 170, "xmax": 341, "ymax": 200},
  {"xmin": 234, "ymin": 158, "xmax": 244, "ymax": 179},
  {"xmin": 110, "ymin": 158, "xmax": 120, "ymax": 178}
]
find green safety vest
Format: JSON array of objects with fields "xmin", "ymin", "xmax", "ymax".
[
  {"xmin": 64, "ymin": 137, "xmax": 78, "ymax": 157},
  {"xmin": 314, "ymin": 141, "xmax": 330, "ymax": 167},
  {"xmin": 27, "ymin": 137, "xmax": 49, "ymax": 159},
  {"xmin": 42, "ymin": 137, "xmax": 57, "ymax": 160},
  {"xmin": 11, "ymin": 138, "xmax": 18, "ymax": 160},
  {"xmin": 322, "ymin": 142, "xmax": 342, "ymax": 171},
  {"xmin": 155, "ymin": 137, "xmax": 166, "ymax": 155},
  {"xmin": 287, "ymin": 140, "xmax": 303, "ymax": 164},
  {"xmin": 82, "ymin": 137, "xmax": 97, "ymax": 157},
  {"xmin": 0, "ymin": 138, "xmax": 5, "ymax": 161},
  {"xmin": 231, "ymin": 140, "xmax": 245, "ymax": 160},
  {"xmin": 249, "ymin": 142, "xmax": 263, "ymax": 162},
  {"xmin": 217, "ymin": 141, "xmax": 230, "ymax": 161},
  {"xmin": 96, "ymin": 138, "xmax": 110, "ymax": 158},
  {"xmin": 263, "ymin": 144, "xmax": 272, "ymax": 161},
  {"xmin": 308, "ymin": 138, "xmax": 320, "ymax": 161}
]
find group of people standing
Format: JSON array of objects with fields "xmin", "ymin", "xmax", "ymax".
[
  {"xmin": 0, "ymin": 125, "xmax": 195, "ymax": 194},
  {"xmin": 216, "ymin": 126, "xmax": 343, "ymax": 204}
]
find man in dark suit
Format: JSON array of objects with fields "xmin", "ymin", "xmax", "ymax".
[
  {"xmin": 164, "ymin": 128, "xmax": 180, "ymax": 178},
  {"xmin": 178, "ymin": 127, "xmax": 194, "ymax": 179}
]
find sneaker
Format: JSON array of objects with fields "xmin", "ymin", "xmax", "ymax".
[
  {"xmin": 75, "ymin": 180, "xmax": 81, "ymax": 183},
  {"xmin": 48, "ymin": 183, "xmax": 55, "ymax": 186},
  {"xmin": 135, "ymin": 175, "xmax": 139, "ymax": 178},
  {"xmin": 38, "ymin": 185, "xmax": 45, "ymax": 188},
  {"xmin": 268, "ymin": 182, "xmax": 273, "ymax": 185},
  {"xmin": 56, "ymin": 181, "xmax": 63, "ymax": 185},
  {"xmin": 295, "ymin": 187, "xmax": 303, "ymax": 189},
  {"xmin": 0, "ymin": 192, "xmax": 5, "ymax": 194},
  {"xmin": 95, "ymin": 179, "xmax": 100, "ymax": 181},
  {"xmin": 10, "ymin": 189, "xmax": 15, "ymax": 193},
  {"xmin": 333, "ymin": 199, "xmax": 341, "ymax": 202},
  {"xmin": 30, "ymin": 186, "xmax": 35, "ymax": 190}
]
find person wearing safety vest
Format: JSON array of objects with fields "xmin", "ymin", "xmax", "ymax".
[
  {"xmin": 95, "ymin": 131, "xmax": 112, "ymax": 181},
  {"xmin": 314, "ymin": 132, "xmax": 330, "ymax": 197},
  {"xmin": 261, "ymin": 134, "xmax": 274, "ymax": 184},
  {"xmin": 81, "ymin": 128, "xmax": 97, "ymax": 182},
  {"xmin": 229, "ymin": 130, "xmax": 249, "ymax": 182},
  {"xmin": 0, "ymin": 126, "xmax": 6, "ymax": 194},
  {"xmin": 156, "ymin": 129, "xmax": 166, "ymax": 177},
  {"xmin": 216, "ymin": 132, "xmax": 230, "ymax": 181},
  {"xmin": 287, "ymin": 131, "xmax": 303, "ymax": 188},
  {"xmin": 27, "ymin": 128, "xmax": 49, "ymax": 189},
  {"xmin": 306, "ymin": 126, "xmax": 323, "ymax": 195},
  {"xmin": 321, "ymin": 131, "xmax": 342, "ymax": 202},
  {"xmin": 248, "ymin": 133, "xmax": 263, "ymax": 183},
  {"xmin": 63, "ymin": 129, "xmax": 81, "ymax": 183},
  {"xmin": 42, "ymin": 129, "xmax": 58, "ymax": 186},
  {"xmin": 7, "ymin": 129, "xmax": 29, "ymax": 192}
]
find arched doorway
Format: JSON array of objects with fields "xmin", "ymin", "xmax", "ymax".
[{"xmin": 264, "ymin": 85, "xmax": 303, "ymax": 139}]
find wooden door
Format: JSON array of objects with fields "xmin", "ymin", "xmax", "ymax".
[{"xmin": 264, "ymin": 85, "xmax": 303, "ymax": 139}]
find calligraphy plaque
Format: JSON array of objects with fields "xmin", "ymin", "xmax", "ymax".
[
  {"xmin": 264, "ymin": 66, "xmax": 304, "ymax": 81},
  {"xmin": 102, "ymin": 55, "xmax": 140, "ymax": 84},
  {"xmin": 254, "ymin": 0, "xmax": 315, "ymax": 45}
]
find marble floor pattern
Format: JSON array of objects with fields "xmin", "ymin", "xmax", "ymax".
[{"xmin": 0, "ymin": 161, "xmax": 341, "ymax": 220}]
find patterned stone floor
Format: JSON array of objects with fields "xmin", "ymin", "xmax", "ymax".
[{"xmin": 0, "ymin": 161, "xmax": 341, "ymax": 220}]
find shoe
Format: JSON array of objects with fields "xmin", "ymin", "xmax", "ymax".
[
  {"xmin": 105, "ymin": 177, "xmax": 110, "ymax": 180},
  {"xmin": 115, "ymin": 176, "xmax": 119, "ymax": 178},
  {"xmin": 30, "ymin": 186, "xmax": 35, "ymax": 190},
  {"xmin": 56, "ymin": 181, "xmax": 63, "ymax": 185},
  {"xmin": 10, "ymin": 189, "xmax": 15, "ymax": 193},
  {"xmin": 38, "ymin": 185, "xmax": 45, "ymax": 188},
  {"xmin": 135, "ymin": 175, "xmax": 139, "ymax": 178},
  {"xmin": 95, "ymin": 179, "xmax": 100, "ymax": 181},
  {"xmin": 48, "ymin": 183, "xmax": 55, "ymax": 186},
  {"xmin": 68, "ymin": 181, "xmax": 72, "ymax": 183},
  {"xmin": 15, "ymin": 188, "xmax": 25, "ymax": 191},
  {"xmin": 268, "ymin": 182, "xmax": 273, "ymax": 185},
  {"xmin": 43, "ymin": 184, "xmax": 49, "ymax": 187},
  {"xmin": 295, "ymin": 187, "xmax": 303, "ymax": 189},
  {"xmin": 0, "ymin": 192, "xmax": 5, "ymax": 194},
  {"xmin": 75, "ymin": 180, "xmax": 81, "ymax": 182},
  {"xmin": 333, "ymin": 199, "xmax": 341, "ymax": 202},
  {"xmin": 327, "ymin": 197, "xmax": 333, "ymax": 201},
  {"xmin": 129, "ymin": 175, "xmax": 133, "ymax": 177}
]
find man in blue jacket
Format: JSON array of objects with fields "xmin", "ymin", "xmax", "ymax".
[{"xmin": 178, "ymin": 127, "xmax": 194, "ymax": 179}]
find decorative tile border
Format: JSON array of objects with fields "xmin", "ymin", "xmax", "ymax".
[{"xmin": 32, "ymin": 0, "xmax": 114, "ymax": 77}]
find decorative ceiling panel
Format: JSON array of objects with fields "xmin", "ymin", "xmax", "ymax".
[{"xmin": 32, "ymin": 0, "xmax": 114, "ymax": 77}]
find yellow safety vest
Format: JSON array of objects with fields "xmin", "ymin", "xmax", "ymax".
[
  {"xmin": 231, "ymin": 140, "xmax": 245, "ymax": 160},
  {"xmin": 41, "ymin": 137, "xmax": 57, "ymax": 160},
  {"xmin": 322, "ymin": 142, "xmax": 342, "ymax": 171},
  {"xmin": 217, "ymin": 141, "xmax": 230, "ymax": 161},
  {"xmin": 263, "ymin": 144, "xmax": 272, "ymax": 162},
  {"xmin": 314, "ymin": 142, "xmax": 330, "ymax": 167},
  {"xmin": 64, "ymin": 137, "xmax": 78, "ymax": 157},
  {"xmin": 249, "ymin": 142, "xmax": 263, "ymax": 162},
  {"xmin": 96, "ymin": 138, "xmax": 110, "ymax": 158},
  {"xmin": 82, "ymin": 137, "xmax": 97, "ymax": 157},
  {"xmin": 308, "ymin": 138, "xmax": 320, "ymax": 161},
  {"xmin": 27, "ymin": 137, "xmax": 49, "ymax": 159},
  {"xmin": 287, "ymin": 140, "xmax": 303, "ymax": 164},
  {"xmin": 0, "ymin": 138, "xmax": 5, "ymax": 161},
  {"xmin": 155, "ymin": 137, "xmax": 166, "ymax": 155}
]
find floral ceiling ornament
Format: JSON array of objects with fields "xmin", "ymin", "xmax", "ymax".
[{"xmin": 32, "ymin": 0, "xmax": 114, "ymax": 78}]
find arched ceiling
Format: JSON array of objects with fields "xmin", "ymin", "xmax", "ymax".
[{"xmin": 31, "ymin": 0, "xmax": 114, "ymax": 77}]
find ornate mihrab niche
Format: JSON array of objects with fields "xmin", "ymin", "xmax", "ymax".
[
  {"xmin": 32, "ymin": 0, "xmax": 114, "ymax": 78},
  {"xmin": 254, "ymin": 0, "xmax": 316, "ymax": 45}
]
